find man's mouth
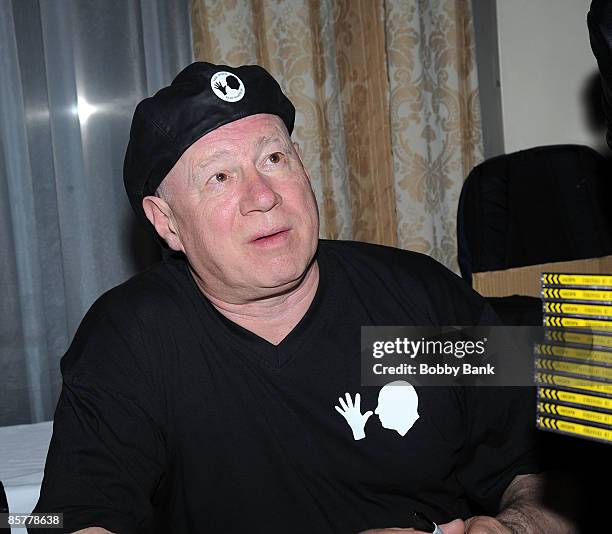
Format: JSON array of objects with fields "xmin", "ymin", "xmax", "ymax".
[{"xmin": 249, "ymin": 228, "xmax": 291, "ymax": 246}]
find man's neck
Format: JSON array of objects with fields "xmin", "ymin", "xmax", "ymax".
[{"xmin": 195, "ymin": 261, "xmax": 320, "ymax": 346}]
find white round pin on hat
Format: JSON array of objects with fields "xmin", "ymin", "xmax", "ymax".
[{"xmin": 210, "ymin": 71, "xmax": 245, "ymax": 102}]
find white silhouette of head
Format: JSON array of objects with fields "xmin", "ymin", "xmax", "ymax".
[{"xmin": 374, "ymin": 380, "xmax": 419, "ymax": 436}]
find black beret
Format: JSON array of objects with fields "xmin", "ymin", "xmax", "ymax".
[{"xmin": 123, "ymin": 62, "xmax": 295, "ymax": 227}]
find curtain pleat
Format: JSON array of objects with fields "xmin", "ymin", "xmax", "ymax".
[{"xmin": 332, "ymin": 0, "xmax": 398, "ymax": 246}]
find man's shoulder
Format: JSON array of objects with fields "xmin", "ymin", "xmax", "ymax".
[
  {"xmin": 62, "ymin": 254, "xmax": 195, "ymax": 377},
  {"xmin": 75, "ymin": 253, "xmax": 196, "ymax": 345},
  {"xmin": 319, "ymin": 239, "xmax": 449, "ymax": 278},
  {"xmin": 319, "ymin": 240, "xmax": 488, "ymax": 324},
  {"xmin": 96, "ymin": 253, "xmax": 192, "ymax": 315}
]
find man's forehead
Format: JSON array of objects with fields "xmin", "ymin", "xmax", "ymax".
[{"xmin": 162, "ymin": 114, "xmax": 291, "ymax": 187}]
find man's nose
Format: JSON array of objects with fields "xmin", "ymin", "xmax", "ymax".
[{"xmin": 239, "ymin": 167, "xmax": 281, "ymax": 215}]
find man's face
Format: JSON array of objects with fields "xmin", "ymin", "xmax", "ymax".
[{"xmin": 149, "ymin": 113, "xmax": 319, "ymax": 302}]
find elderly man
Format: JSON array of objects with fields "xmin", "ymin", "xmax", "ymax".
[{"xmin": 34, "ymin": 63, "xmax": 571, "ymax": 534}]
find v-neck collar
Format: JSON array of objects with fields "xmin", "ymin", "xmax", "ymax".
[{"xmin": 188, "ymin": 243, "xmax": 336, "ymax": 370}]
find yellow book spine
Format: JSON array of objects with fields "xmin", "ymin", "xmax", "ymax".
[
  {"xmin": 537, "ymin": 416, "xmax": 612, "ymax": 444},
  {"xmin": 538, "ymin": 387, "xmax": 612, "ymax": 411},
  {"xmin": 542, "ymin": 273, "xmax": 612, "ymax": 287},
  {"xmin": 535, "ymin": 358, "xmax": 612, "ymax": 381},
  {"xmin": 535, "ymin": 372, "xmax": 612, "ymax": 395},
  {"xmin": 544, "ymin": 302, "xmax": 612, "ymax": 318},
  {"xmin": 544, "ymin": 316, "xmax": 612, "ymax": 330},
  {"xmin": 545, "ymin": 330, "xmax": 612, "ymax": 350},
  {"xmin": 542, "ymin": 288, "xmax": 612, "ymax": 303},
  {"xmin": 534, "ymin": 344, "xmax": 612, "ymax": 365}
]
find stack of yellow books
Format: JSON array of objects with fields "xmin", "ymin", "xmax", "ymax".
[{"xmin": 535, "ymin": 274, "xmax": 612, "ymax": 444}]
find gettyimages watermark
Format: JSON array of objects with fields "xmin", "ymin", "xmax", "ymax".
[{"xmin": 361, "ymin": 326, "xmax": 549, "ymax": 387}]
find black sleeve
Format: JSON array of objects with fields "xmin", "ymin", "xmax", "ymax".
[
  {"xmin": 456, "ymin": 386, "xmax": 541, "ymax": 514},
  {"xmin": 33, "ymin": 298, "xmax": 166, "ymax": 534}
]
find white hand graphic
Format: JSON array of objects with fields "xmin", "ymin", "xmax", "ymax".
[{"xmin": 334, "ymin": 392, "xmax": 373, "ymax": 440}]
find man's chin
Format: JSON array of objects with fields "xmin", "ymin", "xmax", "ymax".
[
  {"xmin": 249, "ymin": 261, "xmax": 313, "ymax": 293},
  {"xmin": 252, "ymin": 273, "xmax": 306, "ymax": 294}
]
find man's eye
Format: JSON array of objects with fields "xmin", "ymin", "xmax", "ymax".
[
  {"xmin": 267, "ymin": 152, "xmax": 283, "ymax": 164},
  {"xmin": 210, "ymin": 172, "xmax": 228, "ymax": 184}
]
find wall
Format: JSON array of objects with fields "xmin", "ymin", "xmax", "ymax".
[
  {"xmin": 471, "ymin": 0, "xmax": 504, "ymax": 159},
  {"xmin": 495, "ymin": 0, "xmax": 606, "ymax": 155}
]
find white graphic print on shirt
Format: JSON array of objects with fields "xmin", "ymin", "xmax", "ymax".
[{"xmin": 334, "ymin": 380, "xmax": 420, "ymax": 440}]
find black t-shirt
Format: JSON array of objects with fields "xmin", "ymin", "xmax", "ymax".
[{"xmin": 34, "ymin": 240, "xmax": 539, "ymax": 533}]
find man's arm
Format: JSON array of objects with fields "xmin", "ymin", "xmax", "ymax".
[
  {"xmin": 34, "ymin": 299, "xmax": 166, "ymax": 533},
  {"xmin": 361, "ymin": 473, "xmax": 576, "ymax": 534},
  {"xmin": 464, "ymin": 473, "xmax": 576, "ymax": 534}
]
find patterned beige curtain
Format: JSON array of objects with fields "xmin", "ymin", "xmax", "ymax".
[{"xmin": 191, "ymin": 0, "xmax": 483, "ymax": 271}]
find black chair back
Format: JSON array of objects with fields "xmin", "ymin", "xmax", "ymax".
[{"xmin": 457, "ymin": 144, "xmax": 612, "ymax": 284}]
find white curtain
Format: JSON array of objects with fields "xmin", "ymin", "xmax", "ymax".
[{"xmin": 0, "ymin": 0, "xmax": 193, "ymax": 426}]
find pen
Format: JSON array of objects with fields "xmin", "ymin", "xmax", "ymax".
[{"xmin": 406, "ymin": 509, "xmax": 445, "ymax": 534}]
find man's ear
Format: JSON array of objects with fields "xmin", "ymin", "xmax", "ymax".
[{"xmin": 142, "ymin": 196, "xmax": 184, "ymax": 252}]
